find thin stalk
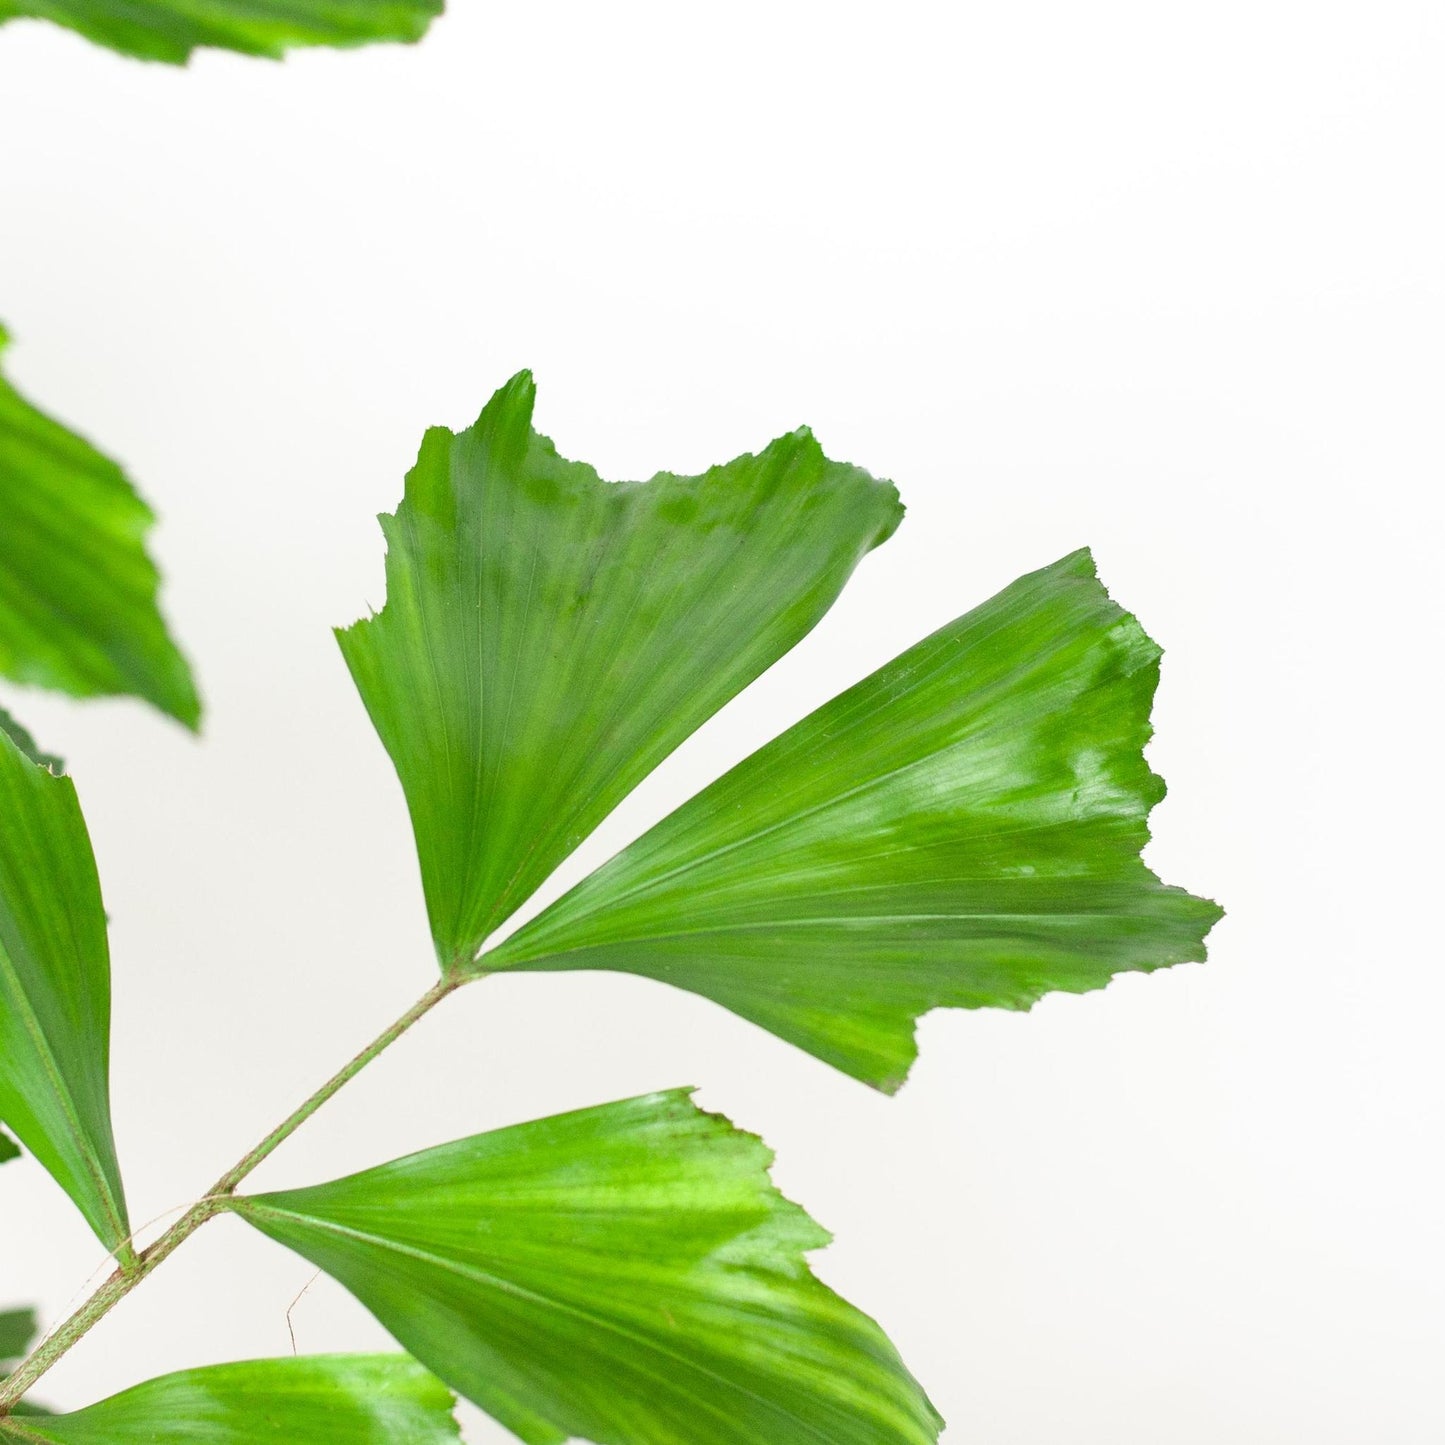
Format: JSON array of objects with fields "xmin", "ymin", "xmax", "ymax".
[
  {"xmin": 0, "ymin": 976, "xmax": 460, "ymax": 1414},
  {"xmin": 210, "ymin": 976, "xmax": 459, "ymax": 1195}
]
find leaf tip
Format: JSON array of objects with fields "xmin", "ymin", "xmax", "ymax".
[
  {"xmin": 479, "ymin": 368, "xmax": 538, "ymax": 424},
  {"xmin": 167, "ymin": 683, "xmax": 204, "ymax": 735},
  {"xmin": 0, "ymin": 707, "xmax": 66, "ymax": 774}
]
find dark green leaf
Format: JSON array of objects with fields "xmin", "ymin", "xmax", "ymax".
[
  {"xmin": 488, "ymin": 549, "xmax": 1223, "ymax": 1090},
  {"xmin": 232, "ymin": 1090, "xmax": 941, "ymax": 1445},
  {"xmin": 0, "ymin": 1215, "xmax": 39, "ymax": 1414},
  {"xmin": 0, "ymin": 724, "xmax": 130, "ymax": 1250},
  {"xmin": 0, "ymin": 1127, "xmax": 17, "ymax": 1164},
  {"xmin": 0, "ymin": 1309, "xmax": 36, "ymax": 1366},
  {"xmin": 0, "ymin": 0, "xmax": 442, "ymax": 64},
  {"xmin": 0, "ymin": 326, "xmax": 198, "ymax": 727},
  {"xmin": 0, "ymin": 1355, "xmax": 459, "ymax": 1442},
  {"xmin": 0, "ymin": 707, "xmax": 61, "ymax": 775},
  {"xmin": 338, "ymin": 372, "xmax": 902, "ymax": 971}
]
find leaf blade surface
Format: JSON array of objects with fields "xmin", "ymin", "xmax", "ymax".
[
  {"xmin": 0, "ymin": 1355, "xmax": 459, "ymax": 1442},
  {"xmin": 0, "ymin": 726, "xmax": 129, "ymax": 1248},
  {"xmin": 0, "ymin": 0, "xmax": 441, "ymax": 62},
  {"xmin": 0, "ymin": 327, "xmax": 198, "ymax": 727},
  {"xmin": 0, "ymin": 710, "xmax": 60, "ymax": 775},
  {"xmin": 338, "ymin": 372, "xmax": 902, "ymax": 969},
  {"xmin": 490, "ymin": 549, "xmax": 1222, "ymax": 1089},
  {"xmin": 232, "ymin": 1090, "xmax": 941, "ymax": 1445}
]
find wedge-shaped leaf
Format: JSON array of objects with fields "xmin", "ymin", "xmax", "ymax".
[
  {"xmin": 0, "ymin": 327, "xmax": 198, "ymax": 727},
  {"xmin": 488, "ymin": 549, "xmax": 1223, "ymax": 1090},
  {"xmin": 232, "ymin": 1090, "xmax": 942, "ymax": 1445},
  {"xmin": 0, "ymin": 725, "xmax": 129, "ymax": 1250},
  {"xmin": 0, "ymin": 1128, "xmax": 17, "ymax": 1164},
  {"xmin": 338, "ymin": 372, "xmax": 902, "ymax": 970},
  {"xmin": 0, "ymin": 0, "xmax": 442, "ymax": 64},
  {"xmin": 0, "ymin": 709, "xmax": 60, "ymax": 775},
  {"xmin": 0, "ymin": 1355, "xmax": 459, "ymax": 1442}
]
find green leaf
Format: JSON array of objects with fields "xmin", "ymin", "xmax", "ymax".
[
  {"xmin": 0, "ymin": 707, "xmax": 61, "ymax": 775},
  {"xmin": 0, "ymin": 1127, "xmax": 17, "ymax": 1164},
  {"xmin": 0, "ymin": 0, "xmax": 442, "ymax": 64},
  {"xmin": 338, "ymin": 371, "xmax": 902, "ymax": 971},
  {"xmin": 0, "ymin": 1305, "xmax": 53, "ymax": 1417},
  {"xmin": 0, "ymin": 724, "xmax": 129, "ymax": 1250},
  {"xmin": 488, "ymin": 549, "xmax": 1223, "ymax": 1090},
  {"xmin": 0, "ymin": 1288, "xmax": 40, "ymax": 1414},
  {"xmin": 231, "ymin": 1090, "xmax": 942, "ymax": 1445},
  {"xmin": 0, "ymin": 1355, "xmax": 459, "ymax": 1442},
  {"xmin": 0, "ymin": 1309, "xmax": 36, "ymax": 1367},
  {"xmin": 0, "ymin": 325, "xmax": 199, "ymax": 728}
]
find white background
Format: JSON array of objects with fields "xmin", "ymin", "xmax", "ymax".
[{"xmin": 1, "ymin": 2, "xmax": 1442, "ymax": 1439}]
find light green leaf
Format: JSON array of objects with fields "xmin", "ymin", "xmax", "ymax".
[
  {"xmin": 0, "ymin": 724, "xmax": 129, "ymax": 1250},
  {"xmin": 0, "ymin": 707, "xmax": 61, "ymax": 775},
  {"xmin": 0, "ymin": 1128, "xmax": 17, "ymax": 1164},
  {"xmin": 0, "ymin": 326, "xmax": 199, "ymax": 727},
  {"xmin": 488, "ymin": 549, "xmax": 1222, "ymax": 1090},
  {"xmin": 232, "ymin": 1090, "xmax": 942, "ymax": 1445},
  {"xmin": 0, "ymin": 1355, "xmax": 459, "ymax": 1442},
  {"xmin": 0, "ymin": 1310, "xmax": 35, "ymax": 1367},
  {"xmin": 338, "ymin": 372, "xmax": 902, "ymax": 971},
  {"xmin": 0, "ymin": 0, "xmax": 442, "ymax": 64}
]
